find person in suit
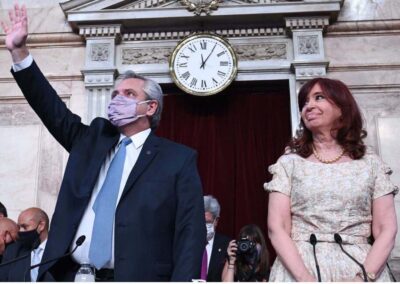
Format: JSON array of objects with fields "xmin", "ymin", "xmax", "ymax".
[
  {"xmin": 0, "ymin": 207, "xmax": 49, "ymax": 282},
  {"xmin": 1, "ymin": 4, "xmax": 206, "ymax": 281},
  {"xmin": 203, "ymin": 196, "xmax": 231, "ymax": 282}
]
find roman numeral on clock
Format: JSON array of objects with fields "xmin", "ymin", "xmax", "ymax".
[
  {"xmin": 217, "ymin": 51, "xmax": 226, "ymax": 57},
  {"xmin": 201, "ymin": 80, "xmax": 207, "ymax": 88},
  {"xmin": 217, "ymin": 71, "xmax": 226, "ymax": 77},
  {"xmin": 188, "ymin": 44, "xmax": 197, "ymax": 53},
  {"xmin": 181, "ymin": 71, "xmax": 190, "ymax": 80},
  {"xmin": 179, "ymin": 62, "xmax": 188, "ymax": 68},
  {"xmin": 220, "ymin": 61, "xmax": 228, "ymax": 66},
  {"xmin": 200, "ymin": 41, "xmax": 207, "ymax": 50},
  {"xmin": 190, "ymin": 77, "xmax": 198, "ymax": 87}
]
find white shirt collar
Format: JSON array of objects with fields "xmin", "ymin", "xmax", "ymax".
[{"xmin": 120, "ymin": 128, "xmax": 151, "ymax": 149}]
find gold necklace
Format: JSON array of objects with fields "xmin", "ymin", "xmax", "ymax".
[{"xmin": 312, "ymin": 145, "xmax": 345, "ymax": 164}]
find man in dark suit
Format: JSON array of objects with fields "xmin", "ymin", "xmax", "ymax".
[
  {"xmin": 0, "ymin": 208, "xmax": 49, "ymax": 282},
  {"xmin": 203, "ymin": 196, "xmax": 231, "ymax": 282},
  {"xmin": 1, "ymin": 4, "xmax": 205, "ymax": 281}
]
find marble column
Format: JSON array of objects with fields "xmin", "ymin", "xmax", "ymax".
[{"xmin": 79, "ymin": 25, "xmax": 121, "ymax": 122}]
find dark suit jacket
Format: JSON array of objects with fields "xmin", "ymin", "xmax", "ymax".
[
  {"xmin": 0, "ymin": 242, "xmax": 31, "ymax": 281},
  {"xmin": 12, "ymin": 61, "xmax": 206, "ymax": 281},
  {"xmin": 207, "ymin": 233, "xmax": 231, "ymax": 282}
]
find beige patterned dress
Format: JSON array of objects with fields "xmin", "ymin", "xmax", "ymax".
[{"xmin": 264, "ymin": 152, "xmax": 398, "ymax": 282}]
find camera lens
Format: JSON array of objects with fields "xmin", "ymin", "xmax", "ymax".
[{"xmin": 239, "ymin": 242, "xmax": 249, "ymax": 251}]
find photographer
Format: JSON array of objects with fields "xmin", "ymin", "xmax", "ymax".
[{"xmin": 222, "ymin": 224, "xmax": 269, "ymax": 282}]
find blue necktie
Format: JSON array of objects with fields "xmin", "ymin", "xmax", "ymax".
[{"xmin": 89, "ymin": 137, "xmax": 132, "ymax": 269}]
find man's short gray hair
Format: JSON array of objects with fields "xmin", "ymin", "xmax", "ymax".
[
  {"xmin": 117, "ymin": 70, "xmax": 164, "ymax": 129},
  {"xmin": 204, "ymin": 195, "xmax": 221, "ymax": 219}
]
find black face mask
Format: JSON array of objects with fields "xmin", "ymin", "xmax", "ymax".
[{"xmin": 18, "ymin": 228, "xmax": 40, "ymax": 249}]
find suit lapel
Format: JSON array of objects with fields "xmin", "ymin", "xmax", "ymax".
[
  {"xmin": 120, "ymin": 133, "xmax": 160, "ymax": 200},
  {"xmin": 74, "ymin": 133, "xmax": 120, "ymax": 199}
]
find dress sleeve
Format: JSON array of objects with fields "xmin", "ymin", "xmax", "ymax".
[
  {"xmin": 372, "ymin": 155, "xmax": 399, "ymax": 199},
  {"xmin": 263, "ymin": 155, "xmax": 292, "ymax": 196}
]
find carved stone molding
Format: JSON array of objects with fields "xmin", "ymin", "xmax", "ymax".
[
  {"xmin": 118, "ymin": 0, "xmax": 303, "ymax": 10},
  {"xmin": 298, "ymin": 35, "xmax": 319, "ymax": 55},
  {"xmin": 82, "ymin": 69, "xmax": 117, "ymax": 87},
  {"xmin": 123, "ymin": 27, "xmax": 285, "ymax": 41},
  {"xmin": 327, "ymin": 20, "xmax": 400, "ymax": 35},
  {"xmin": 121, "ymin": 48, "xmax": 173, "ymax": 64},
  {"xmin": 91, "ymin": 43, "xmax": 110, "ymax": 61},
  {"xmin": 79, "ymin": 24, "xmax": 122, "ymax": 40},
  {"xmin": 235, "ymin": 43, "xmax": 287, "ymax": 61},
  {"xmin": 291, "ymin": 60, "xmax": 329, "ymax": 81},
  {"xmin": 121, "ymin": 0, "xmax": 176, "ymax": 9},
  {"xmin": 285, "ymin": 17, "xmax": 330, "ymax": 30}
]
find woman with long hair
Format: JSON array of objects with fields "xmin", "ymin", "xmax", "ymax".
[
  {"xmin": 222, "ymin": 224, "xmax": 269, "ymax": 282},
  {"xmin": 265, "ymin": 78, "xmax": 398, "ymax": 281}
]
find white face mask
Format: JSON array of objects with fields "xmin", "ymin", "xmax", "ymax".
[{"xmin": 206, "ymin": 222, "xmax": 215, "ymax": 241}]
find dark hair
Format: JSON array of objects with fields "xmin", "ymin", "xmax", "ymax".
[
  {"xmin": 288, "ymin": 77, "xmax": 367, "ymax": 159},
  {"xmin": 236, "ymin": 224, "xmax": 269, "ymax": 281},
  {"xmin": 0, "ymin": 202, "xmax": 8, "ymax": 218}
]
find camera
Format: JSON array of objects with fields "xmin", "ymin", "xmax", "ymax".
[{"xmin": 236, "ymin": 238, "xmax": 255, "ymax": 255}]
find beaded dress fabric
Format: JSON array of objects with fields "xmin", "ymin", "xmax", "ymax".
[{"xmin": 264, "ymin": 151, "xmax": 398, "ymax": 282}]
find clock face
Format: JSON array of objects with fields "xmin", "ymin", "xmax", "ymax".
[{"xmin": 170, "ymin": 34, "xmax": 237, "ymax": 96}]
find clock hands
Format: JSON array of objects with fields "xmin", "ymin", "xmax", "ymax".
[
  {"xmin": 200, "ymin": 54, "xmax": 206, "ymax": 69},
  {"xmin": 200, "ymin": 43, "xmax": 217, "ymax": 69}
]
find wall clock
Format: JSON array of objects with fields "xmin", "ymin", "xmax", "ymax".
[{"xmin": 170, "ymin": 33, "xmax": 238, "ymax": 96}]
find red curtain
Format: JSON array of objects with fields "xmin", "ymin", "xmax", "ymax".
[{"xmin": 156, "ymin": 81, "xmax": 291, "ymax": 251}]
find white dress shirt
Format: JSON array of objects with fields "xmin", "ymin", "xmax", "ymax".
[
  {"xmin": 12, "ymin": 53, "xmax": 33, "ymax": 71},
  {"xmin": 30, "ymin": 239, "xmax": 47, "ymax": 282},
  {"xmin": 71, "ymin": 129, "xmax": 151, "ymax": 267},
  {"xmin": 206, "ymin": 237, "xmax": 214, "ymax": 272},
  {"xmin": 11, "ymin": 55, "xmax": 151, "ymax": 269}
]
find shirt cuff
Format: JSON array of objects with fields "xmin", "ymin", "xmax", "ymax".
[{"xmin": 12, "ymin": 54, "xmax": 33, "ymax": 72}]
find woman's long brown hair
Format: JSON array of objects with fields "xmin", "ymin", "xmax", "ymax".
[{"xmin": 288, "ymin": 77, "xmax": 367, "ymax": 159}]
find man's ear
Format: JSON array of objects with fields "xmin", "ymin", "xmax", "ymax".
[
  {"xmin": 37, "ymin": 220, "xmax": 45, "ymax": 234},
  {"xmin": 146, "ymin": 100, "xmax": 158, "ymax": 116}
]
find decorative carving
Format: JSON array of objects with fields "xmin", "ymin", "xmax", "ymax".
[
  {"xmin": 180, "ymin": 0, "xmax": 221, "ymax": 15},
  {"xmin": 79, "ymin": 25, "xmax": 122, "ymax": 39},
  {"xmin": 91, "ymin": 43, "xmax": 110, "ymax": 61},
  {"xmin": 286, "ymin": 17, "xmax": 330, "ymax": 30},
  {"xmin": 298, "ymin": 35, "xmax": 319, "ymax": 55},
  {"xmin": 295, "ymin": 67, "xmax": 325, "ymax": 77},
  {"xmin": 119, "ymin": 0, "xmax": 302, "ymax": 9},
  {"xmin": 235, "ymin": 43, "xmax": 287, "ymax": 60},
  {"xmin": 123, "ymin": 27, "xmax": 286, "ymax": 41},
  {"xmin": 122, "ymin": 48, "xmax": 173, "ymax": 64},
  {"xmin": 121, "ymin": 0, "xmax": 176, "ymax": 9},
  {"xmin": 84, "ymin": 74, "xmax": 114, "ymax": 86}
]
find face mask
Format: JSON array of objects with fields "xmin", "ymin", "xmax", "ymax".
[
  {"xmin": 206, "ymin": 223, "xmax": 215, "ymax": 241},
  {"xmin": 107, "ymin": 95, "xmax": 150, "ymax": 127},
  {"xmin": 18, "ymin": 228, "xmax": 40, "ymax": 249}
]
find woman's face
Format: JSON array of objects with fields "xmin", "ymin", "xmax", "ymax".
[{"xmin": 301, "ymin": 83, "xmax": 342, "ymax": 134}]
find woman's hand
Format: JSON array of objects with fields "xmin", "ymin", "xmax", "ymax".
[{"xmin": 227, "ymin": 239, "xmax": 237, "ymax": 265}]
